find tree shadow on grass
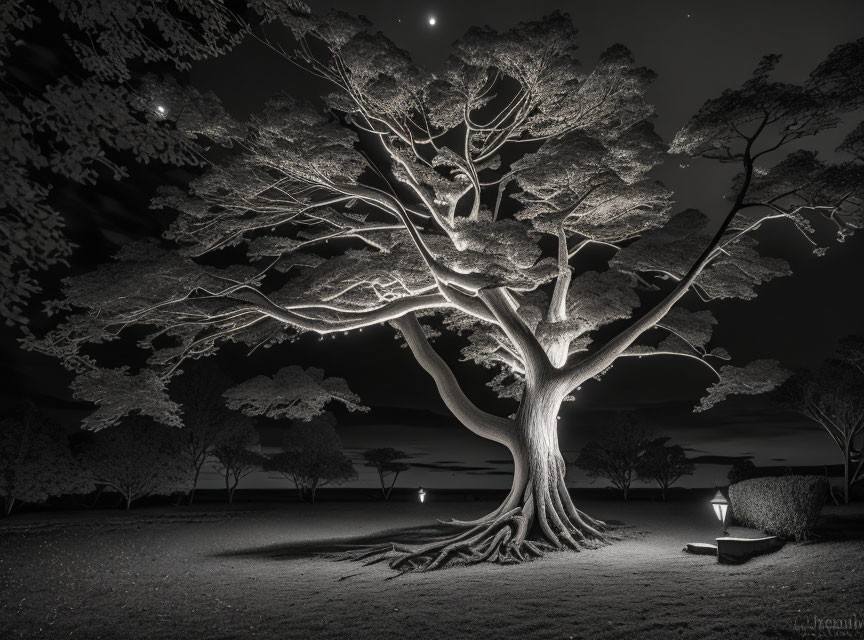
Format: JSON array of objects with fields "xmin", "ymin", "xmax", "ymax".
[
  {"xmin": 213, "ymin": 518, "xmax": 632, "ymax": 567},
  {"xmin": 212, "ymin": 522, "xmax": 461, "ymax": 563}
]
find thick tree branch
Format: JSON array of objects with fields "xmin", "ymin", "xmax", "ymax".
[
  {"xmin": 393, "ymin": 313, "xmax": 515, "ymax": 446},
  {"xmin": 557, "ymin": 119, "xmax": 768, "ymax": 393},
  {"xmin": 479, "ymin": 287, "xmax": 552, "ymax": 377}
]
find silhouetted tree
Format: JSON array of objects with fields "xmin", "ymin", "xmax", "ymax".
[
  {"xmin": 636, "ymin": 438, "xmax": 695, "ymax": 500},
  {"xmin": 22, "ymin": 6, "xmax": 864, "ymax": 569},
  {"xmin": 268, "ymin": 414, "xmax": 356, "ymax": 503},
  {"xmin": 0, "ymin": 403, "xmax": 92, "ymax": 515},
  {"xmin": 81, "ymin": 418, "xmax": 190, "ymax": 509},
  {"xmin": 211, "ymin": 421, "xmax": 263, "ymax": 504},
  {"xmin": 575, "ymin": 416, "xmax": 654, "ymax": 500},
  {"xmin": 782, "ymin": 342, "xmax": 864, "ymax": 504},
  {"xmin": 364, "ymin": 448, "xmax": 410, "ymax": 500},
  {"xmin": 168, "ymin": 362, "xmax": 253, "ymax": 504}
]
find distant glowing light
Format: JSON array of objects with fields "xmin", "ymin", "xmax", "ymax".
[
  {"xmin": 156, "ymin": 105, "xmax": 166, "ymax": 114},
  {"xmin": 418, "ymin": 487, "xmax": 426, "ymax": 503},
  {"xmin": 428, "ymin": 16, "xmax": 436, "ymax": 26}
]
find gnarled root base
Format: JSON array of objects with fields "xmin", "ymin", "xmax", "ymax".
[{"xmin": 347, "ymin": 479, "xmax": 617, "ymax": 572}]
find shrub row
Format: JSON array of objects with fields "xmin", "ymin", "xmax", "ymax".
[{"xmin": 728, "ymin": 475, "xmax": 827, "ymax": 541}]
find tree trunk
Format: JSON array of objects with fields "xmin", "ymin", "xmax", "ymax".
[
  {"xmin": 357, "ymin": 381, "xmax": 609, "ymax": 571},
  {"xmin": 89, "ymin": 484, "xmax": 106, "ymax": 508},
  {"xmin": 385, "ymin": 472, "xmax": 400, "ymax": 501},
  {"xmin": 125, "ymin": 494, "xmax": 132, "ymax": 511},
  {"xmin": 843, "ymin": 441, "xmax": 851, "ymax": 505},
  {"xmin": 187, "ymin": 466, "xmax": 201, "ymax": 506},
  {"xmin": 4, "ymin": 495, "xmax": 15, "ymax": 517},
  {"xmin": 378, "ymin": 470, "xmax": 388, "ymax": 500}
]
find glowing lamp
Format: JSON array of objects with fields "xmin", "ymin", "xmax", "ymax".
[
  {"xmin": 418, "ymin": 487, "xmax": 426, "ymax": 503},
  {"xmin": 156, "ymin": 105, "xmax": 166, "ymax": 115},
  {"xmin": 710, "ymin": 489, "xmax": 729, "ymax": 536},
  {"xmin": 428, "ymin": 16, "xmax": 436, "ymax": 26}
]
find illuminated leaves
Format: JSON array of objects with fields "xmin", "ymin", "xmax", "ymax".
[
  {"xmin": 72, "ymin": 367, "xmax": 183, "ymax": 431},
  {"xmin": 670, "ymin": 55, "xmax": 840, "ymax": 161},
  {"xmin": 655, "ymin": 308, "xmax": 718, "ymax": 352},
  {"xmin": 696, "ymin": 360, "xmax": 791, "ymax": 412},
  {"xmin": 223, "ymin": 366, "xmax": 368, "ymax": 420}
]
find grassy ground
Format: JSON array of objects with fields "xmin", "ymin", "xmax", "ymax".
[{"xmin": 1, "ymin": 497, "xmax": 862, "ymax": 639}]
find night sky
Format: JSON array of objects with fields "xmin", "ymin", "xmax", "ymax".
[{"xmin": 3, "ymin": 0, "xmax": 863, "ymax": 491}]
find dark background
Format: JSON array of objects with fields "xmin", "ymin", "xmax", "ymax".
[{"xmin": 2, "ymin": 1, "xmax": 862, "ymax": 489}]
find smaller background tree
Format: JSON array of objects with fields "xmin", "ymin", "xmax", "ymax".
[
  {"xmin": 168, "ymin": 362, "xmax": 250, "ymax": 504},
  {"xmin": 364, "ymin": 448, "xmax": 410, "ymax": 500},
  {"xmin": 211, "ymin": 420, "xmax": 264, "ymax": 504},
  {"xmin": 780, "ymin": 340, "xmax": 864, "ymax": 504},
  {"xmin": 636, "ymin": 438, "xmax": 695, "ymax": 501},
  {"xmin": 574, "ymin": 415, "xmax": 653, "ymax": 500},
  {"xmin": 81, "ymin": 418, "xmax": 191, "ymax": 509},
  {"xmin": 0, "ymin": 403, "xmax": 92, "ymax": 515},
  {"xmin": 267, "ymin": 413, "xmax": 356, "ymax": 503}
]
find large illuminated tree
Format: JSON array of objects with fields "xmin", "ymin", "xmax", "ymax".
[{"xmin": 25, "ymin": 6, "xmax": 863, "ymax": 570}]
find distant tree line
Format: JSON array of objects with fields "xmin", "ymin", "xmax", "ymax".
[{"xmin": 0, "ymin": 363, "xmax": 417, "ymax": 514}]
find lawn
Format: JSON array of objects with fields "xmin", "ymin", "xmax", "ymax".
[{"xmin": 1, "ymin": 496, "xmax": 862, "ymax": 639}]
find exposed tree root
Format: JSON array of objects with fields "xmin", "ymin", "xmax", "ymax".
[{"xmin": 346, "ymin": 477, "xmax": 617, "ymax": 572}]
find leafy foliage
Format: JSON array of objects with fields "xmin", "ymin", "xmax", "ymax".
[
  {"xmin": 0, "ymin": 0, "xmax": 243, "ymax": 326},
  {"xmin": 223, "ymin": 366, "xmax": 368, "ymax": 420},
  {"xmin": 168, "ymin": 362, "xmax": 256, "ymax": 502},
  {"xmin": 17, "ymin": 10, "xmax": 863, "ymax": 450},
  {"xmin": 635, "ymin": 438, "xmax": 695, "ymax": 500},
  {"xmin": 364, "ymin": 448, "xmax": 410, "ymax": 500},
  {"xmin": 211, "ymin": 420, "xmax": 263, "ymax": 504},
  {"xmin": 696, "ymin": 360, "xmax": 791, "ymax": 412},
  {"xmin": 779, "ymin": 339, "xmax": 864, "ymax": 502},
  {"xmin": 574, "ymin": 414, "xmax": 653, "ymax": 500},
  {"xmin": 80, "ymin": 417, "xmax": 192, "ymax": 509},
  {"xmin": 729, "ymin": 475, "xmax": 827, "ymax": 541},
  {"xmin": 266, "ymin": 413, "xmax": 356, "ymax": 502},
  {"xmin": 0, "ymin": 403, "xmax": 92, "ymax": 515}
]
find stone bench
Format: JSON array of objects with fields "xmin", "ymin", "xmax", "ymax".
[
  {"xmin": 683, "ymin": 542, "xmax": 718, "ymax": 556},
  {"xmin": 715, "ymin": 536, "xmax": 784, "ymax": 564}
]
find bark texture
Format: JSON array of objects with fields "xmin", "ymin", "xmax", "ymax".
[{"xmin": 353, "ymin": 367, "xmax": 612, "ymax": 571}]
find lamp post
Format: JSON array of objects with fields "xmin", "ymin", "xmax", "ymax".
[
  {"xmin": 710, "ymin": 489, "xmax": 729, "ymax": 537},
  {"xmin": 418, "ymin": 487, "xmax": 426, "ymax": 503}
]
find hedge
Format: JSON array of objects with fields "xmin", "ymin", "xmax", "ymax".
[{"xmin": 728, "ymin": 475, "xmax": 827, "ymax": 541}]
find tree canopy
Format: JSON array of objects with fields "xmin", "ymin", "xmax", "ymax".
[
  {"xmin": 268, "ymin": 413, "xmax": 356, "ymax": 502},
  {"xmin": 22, "ymin": 8, "xmax": 863, "ymax": 433},
  {"xmin": 0, "ymin": 0, "xmax": 244, "ymax": 327}
]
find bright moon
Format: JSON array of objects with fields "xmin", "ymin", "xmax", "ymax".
[{"xmin": 428, "ymin": 16, "xmax": 436, "ymax": 26}]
